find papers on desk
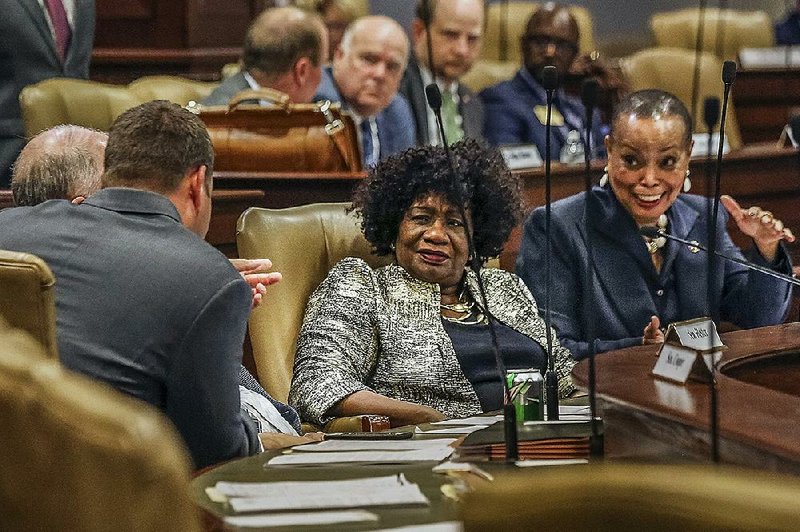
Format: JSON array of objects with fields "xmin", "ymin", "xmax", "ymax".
[
  {"xmin": 215, "ymin": 475, "xmax": 430, "ymax": 513},
  {"xmin": 431, "ymin": 415, "xmax": 505, "ymax": 426},
  {"xmin": 292, "ymin": 438, "xmax": 457, "ymax": 452},
  {"xmin": 267, "ymin": 446, "xmax": 455, "ymax": 466},
  {"xmin": 224, "ymin": 509, "xmax": 379, "ymax": 528},
  {"xmin": 416, "ymin": 425, "xmax": 485, "ymax": 435}
]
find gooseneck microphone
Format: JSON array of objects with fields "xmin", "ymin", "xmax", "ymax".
[
  {"xmin": 703, "ymin": 97, "xmax": 721, "ymax": 217},
  {"xmin": 425, "ymin": 83, "xmax": 518, "ymax": 462},
  {"xmin": 580, "ymin": 78, "xmax": 603, "ymax": 457},
  {"xmin": 639, "ymin": 226, "xmax": 800, "ymax": 288},
  {"xmin": 707, "ymin": 59, "xmax": 735, "ymax": 464},
  {"xmin": 541, "ymin": 65, "xmax": 560, "ymax": 422}
]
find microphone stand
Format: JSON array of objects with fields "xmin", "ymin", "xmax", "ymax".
[
  {"xmin": 690, "ymin": 0, "xmax": 708, "ymax": 132},
  {"xmin": 581, "ymin": 78, "xmax": 604, "ymax": 457},
  {"xmin": 541, "ymin": 65, "xmax": 559, "ymax": 422},
  {"xmin": 703, "ymin": 97, "xmax": 721, "ymax": 221},
  {"xmin": 425, "ymin": 83, "xmax": 518, "ymax": 463},
  {"xmin": 707, "ymin": 60, "xmax": 737, "ymax": 464}
]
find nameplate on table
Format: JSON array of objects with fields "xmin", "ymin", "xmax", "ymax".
[
  {"xmin": 665, "ymin": 317, "xmax": 725, "ymax": 353},
  {"xmin": 500, "ymin": 144, "xmax": 543, "ymax": 170}
]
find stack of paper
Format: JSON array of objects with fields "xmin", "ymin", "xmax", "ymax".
[
  {"xmin": 214, "ymin": 475, "xmax": 430, "ymax": 515},
  {"xmin": 266, "ymin": 438, "xmax": 456, "ymax": 466}
]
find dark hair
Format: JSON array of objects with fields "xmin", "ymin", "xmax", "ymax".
[
  {"xmin": 351, "ymin": 138, "xmax": 522, "ymax": 263},
  {"xmin": 415, "ymin": 0, "xmax": 439, "ymax": 25},
  {"xmin": 103, "ymin": 100, "xmax": 213, "ymax": 192},
  {"xmin": 243, "ymin": 7, "xmax": 325, "ymax": 76},
  {"xmin": 611, "ymin": 89, "xmax": 693, "ymax": 144}
]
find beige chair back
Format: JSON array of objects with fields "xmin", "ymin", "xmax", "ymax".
[
  {"xmin": 236, "ymin": 203, "xmax": 391, "ymax": 402},
  {"xmin": 481, "ymin": 2, "xmax": 594, "ymax": 62},
  {"xmin": 621, "ymin": 47, "xmax": 742, "ymax": 149},
  {"xmin": 128, "ymin": 75, "xmax": 219, "ymax": 107},
  {"xmin": 650, "ymin": 8, "xmax": 774, "ymax": 61},
  {"xmin": 0, "ymin": 317, "xmax": 200, "ymax": 532},
  {"xmin": 19, "ymin": 78, "xmax": 140, "ymax": 135},
  {"xmin": 460, "ymin": 60, "xmax": 519, "ymax": 93},
  {"xmin": 462, "ymin": 463, "xmax": 800, "ymax": 531},
  {"xmin": 0, "ymin": 250, "xmax": 58, "ymax": 359},
  {"xmin": 19, "ymin": 76, "xmax": 220, "ymax": 136}
]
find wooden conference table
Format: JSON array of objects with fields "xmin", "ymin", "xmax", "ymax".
[{"xmin": 571, "ymin": 322, "xmax": 800, "ymax": 475}]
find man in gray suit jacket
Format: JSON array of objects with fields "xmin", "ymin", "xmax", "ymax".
[
  {"xmin": 202, "ymin": 7, "xmax": 327, "ymax": 106},
  {"xmin": 0, "ymin": 101, "xmax": 274, "ymax": 469},
  {"xmin": 400, "ymin": 0, "xmax": 485, "ymax": 145},
  {"xmin": 1, "ymin": 0, "xmax": 95, "ymax": 187}
]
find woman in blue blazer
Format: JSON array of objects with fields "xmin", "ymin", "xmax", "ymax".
[{"xmin": 516, "ymin": 89, "xmax": 796, "ymax": 360}]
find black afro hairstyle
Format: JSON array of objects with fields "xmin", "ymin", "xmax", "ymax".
[{"xmin": 351, "ymin": 138, "xmax": 523, "ymax": 264}]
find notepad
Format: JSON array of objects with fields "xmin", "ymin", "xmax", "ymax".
[
  {"xmin": 223, "ymin": 509, "xmax": 379, "ymax": 528},
  {"xmin": 267, "ymin": 447, "xmax": 455, "ymax": 466}
]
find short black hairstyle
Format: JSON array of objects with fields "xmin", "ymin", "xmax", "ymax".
[
  {"xmin": 351, "ymin": 138, "xmax": 522, "ymax": 263},
  {"xmin": 103, "ymin": 100, "xmax": 213, "ymax": 193},
  {"xmin": 611, "ymin": 89, "xmax": 693, "ymax": 144}
]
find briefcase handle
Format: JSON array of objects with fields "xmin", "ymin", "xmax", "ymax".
[{"xmin": 228, "ymin": 88, "xmax": 292, "ymax": 111}]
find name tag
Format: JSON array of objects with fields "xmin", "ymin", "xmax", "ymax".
[
  {"xmin": 534, "ymin": 105, "xmax": 565, "ymax": 126},
  {"xmin": 652, "ymin": 317, "xmax": 727, "ymax": 385},
  {"xmin": 669, "ymin": 318, "xmax": 724, "ymax": 352},
  {"xmin": 500, "ymin": 144, "xmax": 543, "ymax": 169}
]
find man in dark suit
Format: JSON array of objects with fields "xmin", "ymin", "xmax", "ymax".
[
  {"xmin": 0, "ymin": 101, "xmax": 295, "ymax": 469},
  {"xmin": 0, "ymin": 0, "xmax": 95, "ymax": 188},
  {"xmin": 201, "ymin": 7, "xmax": 327, "ymax": 106},
  {"xmin": 480, "ymin": 3, "xmax": 604, "ymax": 161},
  {"xmin": 314, "ymin": 15, "xmax": 415, "ymax": 167},
  {"xmin": 400, "ymin": 0, "xmax": 485, "ymax": 145}
]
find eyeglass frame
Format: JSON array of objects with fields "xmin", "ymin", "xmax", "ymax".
[{"xmin": 522, "ymin": 34, "xmax": 579, "ymax": 57}]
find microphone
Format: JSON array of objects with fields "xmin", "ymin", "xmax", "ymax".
[
  {"xmin": 425, "ymin": 84, "xmax": 519, "ymax": 462},
  {"xmin": 703, "ymin": 97, "xmax": 720, "ymax": 206},
  {"xmin": 580, "ymin": 77, "xmax": 604, "ymax": 457},
  {"xmin": 541, "ymin": 65, "xmax": 559, "ymax": 422},
  {"xmin": 639, "ymin": 227, "xmax": 800, "ymax": 288}
]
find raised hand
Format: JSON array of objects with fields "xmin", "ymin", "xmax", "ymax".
[
  {"xmin": 642, "ymin": 315, "xmax": 664, "ymax": 345},
  {"xmin": 721, "ymin": 195, "xmax": 795, "ymax": 262}
]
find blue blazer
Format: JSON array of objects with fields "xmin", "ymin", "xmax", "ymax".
[
  {"xmin": 516, "ymin": 187, "xmax": 794, "ymax": 360},
  {"xmin": 479, "ymin": 68, "xmax": 605, "ymax": 161},
  {"xmin": 315, "ymin": 66, "xmax": 415, "ymax": 165}
]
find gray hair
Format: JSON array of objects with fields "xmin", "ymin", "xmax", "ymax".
[{"xmin": 11, "ymin": 125, "xmax": 107, "ymax": 206}]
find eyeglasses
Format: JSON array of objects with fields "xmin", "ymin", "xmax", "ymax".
[{"xmin": 523, "ymin": 35, "xmax": 578, "ymax": 56}]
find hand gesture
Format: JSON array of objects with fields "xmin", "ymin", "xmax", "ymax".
[
  {"xmin": 229, "ymin": 258, "xmax": 282, "ymax": 308},
  {"xmin": 721, "ymin": 195, "xmax": 795, "ymax": 262},
  {"xmin": 642, "ymin": 315, "xmax": 664, "ymax": 345}
]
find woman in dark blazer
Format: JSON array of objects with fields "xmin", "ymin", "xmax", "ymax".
[{"xmin": 516, "ymin": 89, "xmax": 795, "ymax": 360}]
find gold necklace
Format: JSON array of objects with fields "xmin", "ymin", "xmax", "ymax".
[{"xmin": 440, "ymin": 288, "xmax": 486, "ymax": 324}]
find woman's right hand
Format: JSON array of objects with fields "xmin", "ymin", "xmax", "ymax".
[{"xmin": 642, "ymin": 315, "xmax": 665, "ymax": 345}]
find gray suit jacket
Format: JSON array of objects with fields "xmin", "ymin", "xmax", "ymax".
[
  {"xmin": 0, "ymin": 188, "xmax": 261, "ymax": 469},
  {"xmin": 0, "ymin": 0, "xmax": 95, "ymax": 186},
  {"xmin": 201, "ymin": 71, "xmax": 250, "ymax": 106},
  {"xmin": 399, "ymin": 55, "xmax": 484, "ymax": 145}
]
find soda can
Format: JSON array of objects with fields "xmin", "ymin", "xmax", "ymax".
[{"xmin": 506, "ymin": 368, "xmax": 545, "ymax": 422}]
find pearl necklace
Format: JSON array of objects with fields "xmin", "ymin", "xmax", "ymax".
[{"xmin": 643, "ymin": 214, "xmax": 668, "ymax": 255}]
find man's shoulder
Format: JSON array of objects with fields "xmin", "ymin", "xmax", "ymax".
[
  {"xmin": 201, "ymin": 72, "xmax": 249, "ymax": 106},
  {"xmin": 479, "ymin": 71, "xmax": 525, "ymax": 100}
]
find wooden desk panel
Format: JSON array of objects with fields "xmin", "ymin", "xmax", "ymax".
[
  {"xmin": 571, "ymin": 323, "xmax": 800, "ymax": 473},
  {"xmin": 735, "ymin": 69, "xmax": 800, "ymax": 144}
]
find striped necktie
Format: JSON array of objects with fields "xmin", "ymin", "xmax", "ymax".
[{"xmin": 45, "ymin": 0, "xmax": 72, "ymax": 62}]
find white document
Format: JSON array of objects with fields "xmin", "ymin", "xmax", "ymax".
[
  {"xmin": 229, "ymin": 483, "xmax": 429, "ymax": 513},
  {"xmin": 293, "ymin": 438, "xmax": 457, "ymax": 452},
  {"xmin": 515, "ymin": 458, "xmax": 588, "ymax": 467},
  {"xmin": 215, "ymin": 475, "xmax": 412, "ymax": 498},
  {"xmin": 224, "ymin": 509, "xmax": 379, "ymax": 528},
  {"xmin": 376, "ymin": 522, "xmax": 464, "ymax": 532},
  {"xmin": 415, "ymin": 425, "xmax": 485, "ymax": 435},
  {"xmin": 431, "ymin": 415, "xmax": 504, "ymax": 426},
  {"xmin": 267, "ymin": 447, "xmax": 455, "ymax": 466}
]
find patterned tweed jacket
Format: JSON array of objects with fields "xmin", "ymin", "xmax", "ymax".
[{"xmin": 289, "ymin": 258, "xmax": 575, "ymax": 425}]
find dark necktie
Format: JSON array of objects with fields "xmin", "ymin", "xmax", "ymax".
[
  {"xmin": 45, "ymin": 0, "xmax": 72, "ymax": 62},
  {"xmin": 360, "ymin": 119, "xmax": 376, "ymax": 167}
]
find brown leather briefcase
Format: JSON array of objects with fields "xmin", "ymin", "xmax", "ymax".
[{"xmin": 191, "ymin": 88, "xmax": 363, "ymax": 173}]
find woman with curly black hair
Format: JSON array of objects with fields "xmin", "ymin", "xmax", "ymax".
[{"xmin": 289, "ymin": 138, "xmax": 575, "ymax": 427}]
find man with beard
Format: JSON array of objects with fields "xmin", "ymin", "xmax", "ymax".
[
  {"xmin": 400, "ymin": 0, "xmax": 485, "ymax": 145},
  {"xmin": 480, "ymin": 3, "xmax": 604, "ymax": 162}
]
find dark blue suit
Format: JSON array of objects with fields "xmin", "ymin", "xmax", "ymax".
[
  {"xmin": 775, "ymin": 12, "xmax": 800, "ymax": 45},
  {"xmin": 516, "ymin": 187, "xmax": 793, "ymax": 360},
  {"xmin": 315, "ymin": 66, "xmax": 415, "ymax": 165},
  {"xmin": 479, "ymin": 68, "xmax": 605, "ymax": 161},
  {"xmin": 0, "ymin": 188, "xmax": 261, "ymax": 469}
]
